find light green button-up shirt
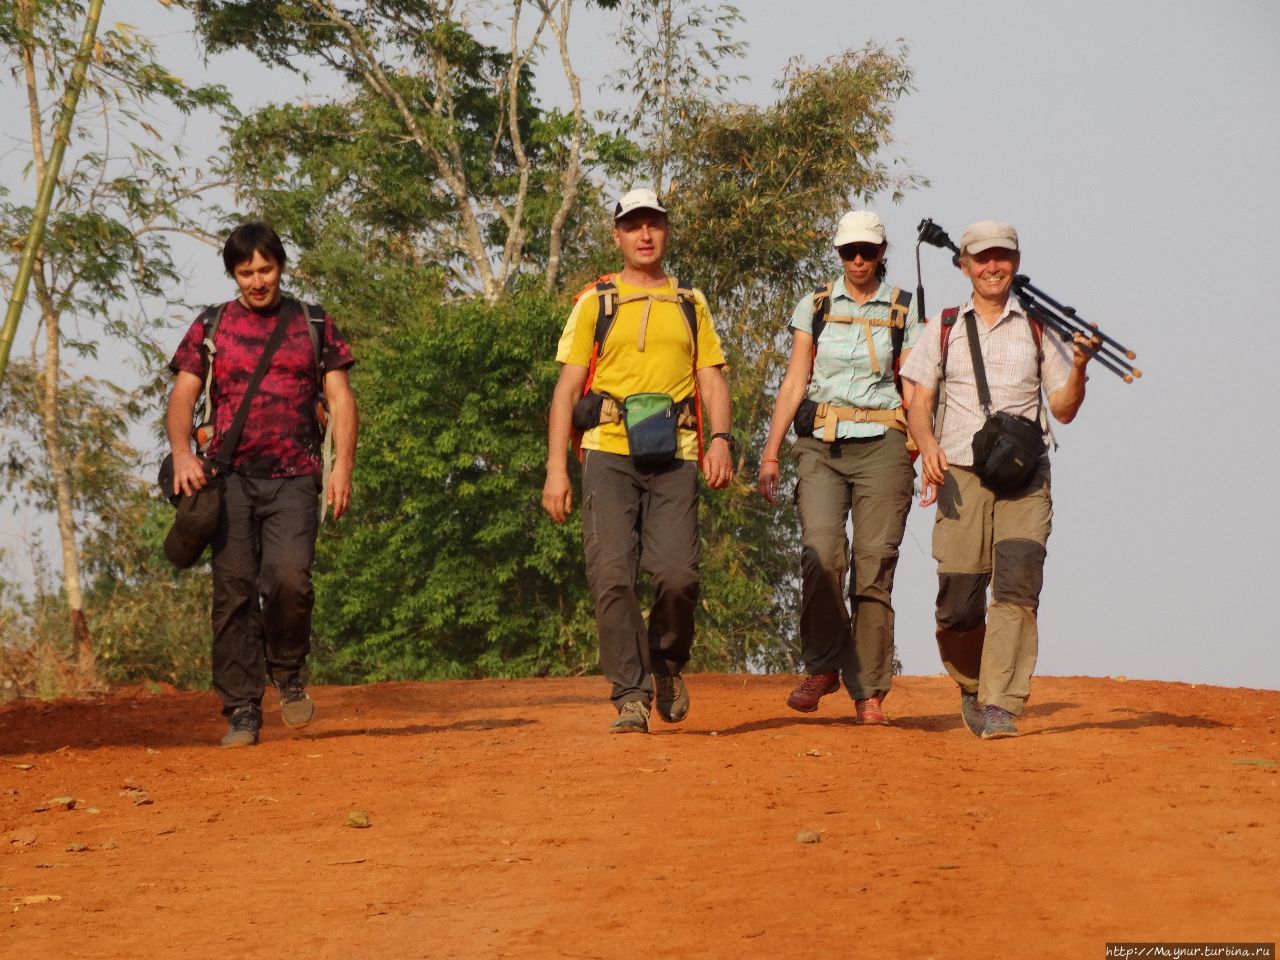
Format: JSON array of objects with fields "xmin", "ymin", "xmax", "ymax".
[{"xmin": 789, "ymin": 277, "xmax": 922, "ymax": 439}]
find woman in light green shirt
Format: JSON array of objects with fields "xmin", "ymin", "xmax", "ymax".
[{"xmin": 758, "ymin": 210, "xmax": 921, "ymax": 725}]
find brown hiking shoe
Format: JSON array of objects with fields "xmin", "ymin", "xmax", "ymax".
[
  {"xmin": 854, "ymin": 695, "xmax": 887, "ymax": 725},
  {"xmin": 786, "ymin": 671, "xmax": 840, "ymax": 713},
  {"xmin": 609, "ymin": 700, "xmax": 650, "ymax": 734},
  {"xmin": 654, "ymin": 674, "xmax": 689, "ymax": 723}
]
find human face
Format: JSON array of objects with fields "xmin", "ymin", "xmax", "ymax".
[
  {"xmin": 838, "ymin": 241, "xmax": 885, "ymax": 293},
  {"xmin": 613, "ymin": 211, "xmax": 669, "ymax": 274},
  {"xmin": 233, "ymin": 250, "xmax": 283, "ymax": 310},
  {"xmin": 962, "ymin": 247, "xmax": 1020, "ymax": 302}
]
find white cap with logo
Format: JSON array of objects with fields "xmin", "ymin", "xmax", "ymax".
[
  {"xmin": 614, "ymin": 188, "xmax": 667, "ymax": 221},
  {"xmin": 959, "ymin": 220, "xmax": 1019, "ymax": 256},
  {"xmin": 832, "ymin": 210, "xmax": 886, "ymax": 248}
]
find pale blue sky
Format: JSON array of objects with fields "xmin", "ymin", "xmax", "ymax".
[{"xmin": 4, "ymin": 1, "xmax": 1277, "ymax": 689}]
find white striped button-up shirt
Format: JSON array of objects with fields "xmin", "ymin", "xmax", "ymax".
[{"xmin": 900, "ymin": 298, "xmax": 1074, "ymax": 466}]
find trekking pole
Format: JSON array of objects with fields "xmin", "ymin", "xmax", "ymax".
[{"xmin": 916, "ymin": 218, "xmax": 1142, "ymax": 383}]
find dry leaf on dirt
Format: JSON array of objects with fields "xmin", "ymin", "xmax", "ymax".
[
  {"xmin": 345, "ymin": 810, "xmax": 371, "ymax": 829},
  {"xmin": 11, "ymin": 894, "xmax": 62, "ymax": 907}
]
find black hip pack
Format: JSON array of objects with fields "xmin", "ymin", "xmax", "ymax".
[
  {"xmin": 792, "ymin": 398, "xmax": 818, "ymax": 438},
  {"xmin": 962, "ymin": 312, "xmax": 1045, "ymax": 495},
  {"xmin": 971, "ymin": 411, "xmax": 1044, "ymax": 494}
]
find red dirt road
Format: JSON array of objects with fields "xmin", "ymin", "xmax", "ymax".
[{"xmin": 2, "ymin": 675, "xmax": 1277, "ymax": 959}]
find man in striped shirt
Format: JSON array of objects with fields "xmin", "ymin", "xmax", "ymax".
[{"xmin": 901, "ymin": 220, "xmax": 1097, "ymax": 739}]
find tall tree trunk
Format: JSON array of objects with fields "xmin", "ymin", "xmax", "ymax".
[
  {"xmin": 11, "ymin": 0, "xmax": 101, "ymax": 683},
  {"xmin": 34, "ymin": 272, "xmax": 95, "ymax": 682}
]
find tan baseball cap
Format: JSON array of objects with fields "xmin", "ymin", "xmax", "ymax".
[
  {"xmin": 960, "ymin": 220, "xmax": 1019, "ymax": 256},
  {"xmin": 614, "ymin": 188, "xmax": 667, "ymax": 220},
  {"xmin": 832, "ymin": 210, "xmax": 886, "ymax": 248}
]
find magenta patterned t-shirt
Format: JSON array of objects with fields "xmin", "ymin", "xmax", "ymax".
[{"xmin": 169, "ymin": 298, "xmax": 355, "ymax": 478}]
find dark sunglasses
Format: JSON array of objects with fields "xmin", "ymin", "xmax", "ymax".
[{"xmin": 838, "ymin": 243, "xmax": 883, "ymax": 261}]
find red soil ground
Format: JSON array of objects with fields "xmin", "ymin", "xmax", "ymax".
[{"xmin": 2, "ymin": 674, "xmax": 1277, "ymax": 959}]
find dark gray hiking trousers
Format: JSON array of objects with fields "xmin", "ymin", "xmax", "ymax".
[{"xmin": 210, "ymin": 473, "xmax": 320, "ymax": 716}]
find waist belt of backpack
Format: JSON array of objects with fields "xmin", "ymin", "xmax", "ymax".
[
  {"xmin": 814, "ymin": 402, "xmax": 907, "ymax": 442},
  {"xmin": 593, "ymin": 393, "xmax": 698, "ymax": 430}
]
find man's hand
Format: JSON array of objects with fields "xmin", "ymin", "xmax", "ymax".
[
  {"xmin": 542, "ymin": 469, "xmax": 573, "ymax": 523},
  {"xmin": 703, "ymin": 437, "xmax": 734, "ymax": 490},
  {"xmin": 757, "ymin": 458, "xmax": 781, "ymax": 505},
  {"xmin": 1071, "ymin": 331, "xmax": 1102, "ymax": 367},
  {"xmin": 326, "ymin": 463, "xmax": 353, "ymax": 520},
  {"xmin": 918, "ymin": 440, "xmax": 948, "ymax": 506},
  {"xmin": 171, "ymin": 448, "xmax": 207, "ymax": 498}
]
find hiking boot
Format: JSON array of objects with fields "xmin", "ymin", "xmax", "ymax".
[
  {"xmin": 655, "ymin": 674, "xmax": 689, "ymax": 723},
  {"xmin": 221, "ymin": 706, "xmax": 261, "ymax": 748},
  {"xmin": 609, "ymin": 700, "xmax": 650, "ymax": 734},
  {"xmin": 960, "ymin": 690, "xmax": 984, "ymax": 737},
  {"xmin": 854, "ymin": 695, "xmax": 887, "ymax": 725},
  {"xmin": 980, "ymin": 704, "xmax": 1019, "ymax": 740},
  {"xmin": 786, "ymin": 671, "xmax": 840, "ymax": 713},
  {"xmin": 275, "ymin": 673, "xmax": 315, "ymax": 729}
]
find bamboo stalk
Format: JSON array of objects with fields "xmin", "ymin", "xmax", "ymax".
[{"xmin": 0, "ymin": 0, "xmax": 105, "ymax": 389}]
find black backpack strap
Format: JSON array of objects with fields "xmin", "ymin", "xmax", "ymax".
[
  {"xmin": 672, "ymin": 277, "xmax": 699, "ymax": 365},
  {"xmin": 304, "ymin": 301, "xmax": 326, "ymax": 380},
  {"xmin": 889, "ymin": 288, "xmax": 912, "ymax": 370},
  {"xmin": 810, "ymin": 284, "xmax": 832, "ymax": 347},
  {"xmin": 592, "ymin": 279, "xmax": 619, "ymax": 353}
]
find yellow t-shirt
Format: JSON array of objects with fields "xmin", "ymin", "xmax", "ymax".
[{"xmin": 556, "ymin": 276, "xmax": 726, "ymax": 460}]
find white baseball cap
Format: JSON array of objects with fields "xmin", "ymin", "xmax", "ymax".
[
  {"xmin": 614, "ymin": 188, "xmax": 667, "ymax": 220},
  {"xmin": 832, "ymin": 210, "xmax": 886, "ymax": 248},
  {"xmin": 959, "ymin": 220, "xmax": 1019, "ymax": 256}
]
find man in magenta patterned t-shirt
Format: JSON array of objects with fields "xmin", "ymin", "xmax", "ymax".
[{"xmin": 166, "ymin": 222, "xmax": 358, "ymax": 747}]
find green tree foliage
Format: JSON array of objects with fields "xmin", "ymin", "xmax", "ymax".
[
  {"xmin": 194, "ymin": 0, "xmax": 622, "ymax": 301},
  {"xmin": 310, "ymin": 289, "xmax": 595, "ymax": 681},
  {"xmin": 603, "ymin": 0, "xmax": 746, "ymax": 194}
]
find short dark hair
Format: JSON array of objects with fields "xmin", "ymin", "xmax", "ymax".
[{"xmin": 222, "ymin": 222, "xmax": 288, "ymax": 275}]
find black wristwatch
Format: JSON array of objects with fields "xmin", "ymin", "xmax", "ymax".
[{"xmin": 711, "ymin": 432, "xmax": 738, "ymax": 458}]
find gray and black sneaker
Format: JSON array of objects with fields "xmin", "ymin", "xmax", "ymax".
[
  {"xmin": 609, "ymin": 700, "xmax": 650, "ymax": 734},
  {"xmin": 960, "ymin": 690, "xmax": 984, "ymax": 737},
  {"xmin": 980, "ymin": 704, "xmax": 1018, "ymax": 740},
  {"xmin": 221, "ymin": 705, "xmax": 262, "ymax": 748},
  {"xmin": 654, "ymin": 674, "xmax": 689, "ymax": 723},
  {"xmin": 275, "ymin": 673, "xmax": 315, "ymax": 729}
]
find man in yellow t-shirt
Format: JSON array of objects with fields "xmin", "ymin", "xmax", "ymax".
[{"xmin": 542, "ymin": 188, "xmax": 735, "ymax": 734}]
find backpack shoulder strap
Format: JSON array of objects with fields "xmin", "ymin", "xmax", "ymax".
[
  {"xmin": 672, "ymin": 277, "xmax": 705, "ymax": 468},
  {"xmin": 889, "ymin": 287, "xmax": 912, "ymax": 369},
  {"xmin": 197, "ymin": 303, "xmax": 228, "ymax": 428},
  {"xmin": 939, "ymin": 306, "xmax": 960, "ymax": 374},
  {"xmin": 592, "ymin": 278, "xmax": 620, "ymax": 352},
  {"xmin": 303, "ymin": 301, "xmax": 326, "ymax": 379},
  {"xmin": 810, "ymin": 283, "xmax": 833, "ymax": 347},
  {"xmin": 672, "ymin": 277, "xmax": 699, "ymax": 361}
]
